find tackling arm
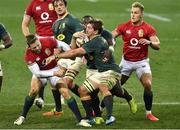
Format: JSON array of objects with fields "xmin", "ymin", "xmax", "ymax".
[
  {"xmin": 45, "ymin": 48, "xmax": 86, "ymax": 65},
  {"xmin": 56, "ymin": 40, "xmax": 71, "ymax": 51},
  {"xmin": 28, "ymin": 62, "xmax": 54, "ymax": 78}
]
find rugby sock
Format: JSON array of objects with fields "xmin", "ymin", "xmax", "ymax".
[
  {"xmin": 91, "ymin": 95, "xmax": 101, "ymax": 117},
  {"xmin": 38, "ymin": 86, "xmax": 45, "ymax": 100},
  {"xmin": 100, "ymin": 100, "xmax": 105, "ymax": 109},
  {"xmin": 66, "ymin": 97, "xmax": 82, "ymax": 122},
  {"xmin": 121, "ymin": 88, "xmax": 132, "ymax": 102},
  {"xmin": 143, "ymin": 89, "xmax": 153, "ymax": 111},
  {"xmin": 70, "ymin": 84, "xmax": 80, "ymax": 97},
  {"xmin": 81, "ymin": 99, "xmax": 93, "ymax": 119},
  {"xmin": 103, "ymin": 95, "xmax": 113, "ymax": 118},
  {"xmin": 21, "ymin": 96, "xmax": 35, "ymax": 118},
  {"xmin": 52, "ymin": 89, "xmax": 62, "ymax": 112},
  {"xmin": 111, "ymin": 81, "xmax": 132, "ymax": 102}
]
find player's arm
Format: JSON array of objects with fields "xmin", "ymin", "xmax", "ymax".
[
  {"xmin": 58, "ymin": 47, "xmax": 85, "ymax": 59},
  {"xmin": 149, "ymin": 35, "xmax": 160, "ymax": 50},
  {"xmin": 56, "ymin": 40, "xmax": 71, "ymax": 51},
  {"xmin": 45, "ymin": 47, "xmax": 86, "ymax": 65},
  {"xmin": 22, "ymin": 14, "xmax": 31, "ymax": 37},
  {"xmin": 70, "ymin": 31, "xmax": 86, "ymax": 49},
  {"xmin": 112, "ymin": 28, "xmax": 121, "ymax": 39},
  {"xmin": 28, "ymin": 62, "xmax": 55, "ymax": 78},
  {"xmin": 139, "ymin": 35, "xmax": 160, "ymax": 50}
]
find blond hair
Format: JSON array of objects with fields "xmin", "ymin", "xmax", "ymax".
[{"xmin": 132, "ymin": 2, "xmax": 144, "ymax": 12}]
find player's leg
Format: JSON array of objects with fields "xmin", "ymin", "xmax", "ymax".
[
  {"xmin": 37, "ymin": 84, "xmax": 45, "ymax": 101},
  {"xmin": 137, "ymin": 60, "xmax": 159, "ymax": 121},
  {"xmin": 42, "ymin": 76, "xmax": 63, "ymax": 116},
  {"xmin": 88, "ymin": 70, "xmax": 119, "ymax": 125},
  {"xmin": 14, "ymin": 77, "xmax": 42, "ymax": 125},
  {"xmin": 65, "ymin": 60, "xmax": 83, "ymax": 97},
  {"xmin": 34, "ymin": 77, "xmax": 46, "ymax": 109},
  {"xmin": 110, "ymin": 79, "xmax": 137, "ymax": 114},
  {"xmin": 140, "ymin": 73, "xmax": 159, "ymax": 121},
  {"xmin": 57, "ymin": 79, "xmax": 91, "ymax": 127},
  {"xmin": 78, "ymin": 84, "xmax": 96, "ymax": 125},
  {"xmin": 86, "ymin": 69, "xmax": 102, "ymax": 121}
]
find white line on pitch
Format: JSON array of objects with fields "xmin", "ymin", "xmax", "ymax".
[
  {"xmin": 45, "ymin": 102, "xmax": 180, "ymax": 106},
  {"xmin": 2, "ymin": 102, "xmax": 180, "ymax": 106},
  {"xmin": 86, "ymin": 0, "xmax": 98, "ymax": 2},
  {"xmin": 126, "ymin": 9, "xmax": 171, "ymax": 22}
]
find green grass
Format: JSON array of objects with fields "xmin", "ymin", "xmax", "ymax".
[{"xmin": 0, "ymin": 0, "xmax": 180, "ymax": 129}]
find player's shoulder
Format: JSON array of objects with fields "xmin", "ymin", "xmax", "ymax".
[
  {"xmin": 24, "ymin": 48, "xmax": 34, "ymax": 59},
  {"xmin": 117, "ymin": 20, "xmax": 131, "ymax": 30},
  {"xmin": 102, "ymin": 29, "xmax": 112, "ymax": 36},
  {"xmin": 142, "ymin": 21, "xmax": 155, "ymax": 29},
  {"xmin": 0, "ymin": 23, "xmax": 5, "ymax": 30},
  {"xmin": 67, "ymin": 14, "xmax": 81, "ymax": 22},
  {"xmin": 119, "ymin": 20, "xmax": 131, "ymax": 26},
  {"xmin": 39, "ymin": 37, "xmax": 56, "ymax": 46},
  {"xmin": 39, "ymin": 37, "xmax": 55, "ymax": 43}
]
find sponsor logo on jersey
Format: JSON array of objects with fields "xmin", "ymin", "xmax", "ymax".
[
  {"xmin": 138, "ymin": 29, "xmax": 144, "ymax": 37},
  {"xmin": 45, "ymin": 48, "xmax": 51, "ymax": 56},
  {"xmin": 48, "ymin": 3, "xmax": 54, "ymax": 10},
  {"xmin": 36, "ymin": 6, "xmax": 41, "ymax": 11}
]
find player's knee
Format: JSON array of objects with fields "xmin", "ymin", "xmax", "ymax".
[
  {"xmin": 65, "ymin": 78, "xmax": 73, "ymax": 89},
  {"xmin": 78, "ymin": 86, "xmax": 88, "ymax": 97},
  {"xmin": 60, "ymin": 88, "xmax": 71, "ymax": 99},
  {"xmin": 29, "ymin": 88, "xmax": 38, "ymax": 97},
  {"xmin": 143, "ymin": 80, "xmax": 152, "ymax": 90}
]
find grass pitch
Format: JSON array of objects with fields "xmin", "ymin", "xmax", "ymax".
[{"xmin": 0, "ymin": 0, "xmax": 180, "ymax": 129}]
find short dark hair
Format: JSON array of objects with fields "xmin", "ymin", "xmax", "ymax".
[
  {"xmin": 81, "ymin": 15, "xmax": 94, "ymax": 25},
  {"xmin": 88, "ymin": 19, "xmax": 103, "ymax": 34},
  {"xmin": 26, "ymin": 34, "xmax": 37, "ymax": 46},
  {"xmin": 53, "ymin": 0, "xmax": 67, "ymax": 7}
]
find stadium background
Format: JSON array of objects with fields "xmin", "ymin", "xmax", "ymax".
[{"xmin": 0, "ymin": 0, "xmax": 180, "ymax": 129}]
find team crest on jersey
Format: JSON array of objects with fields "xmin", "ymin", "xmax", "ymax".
[
  {"xmin": 35, "ymin": 57, "xmax": 40, "ymax": 62},
  {"xmin": 57, "ymin": 34, "xmax": 65, "ymax": 41},
  {"xmin": 45, "ymin": 48, "xmax": 51, "ymax": 56},
  {"xmin": 36, "ymin": 6, "xmax": 41, "ymax": 11},
  {"xmin": 48, "ymin": 3, "xmax": 54, "ymax": 10},
  {"xmin": 126, "ymin": 30, "xmax": 131, "ymax": 35},
  {"xmin": 138, "ymin": 29, "xmax": 144, "ymax": 37}
]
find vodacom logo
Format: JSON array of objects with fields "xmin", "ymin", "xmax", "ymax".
[
  {"xmin": 41, "ymin": 12, "xmax": 49, "ymax": 20},
  {"xmin": 130, "ymin": 38, "xmax": 138, "ymax": 46}
]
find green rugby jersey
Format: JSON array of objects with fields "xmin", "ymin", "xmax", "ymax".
[
  {"xmin": 85, "ymin": 29, "xmax": 115, "ymax": 70},
  {"xmin": 101, "ymin": 29, "xmax": 115, "ymax": 46},
  {"xmin": 82, "ymin": 36, "xmax": 120, "ymax": 73},
  {"xmin": 52, "ymin": 14, "xmax": 83, "ymax": 45},
  {"xmin": 0, "ymin": 23, "xmax": 8, "ymax": 40}
]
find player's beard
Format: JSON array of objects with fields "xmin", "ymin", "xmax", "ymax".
[{"xmin": 33, "ymin": 49, "xmax": 41, "ymax": 54}]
